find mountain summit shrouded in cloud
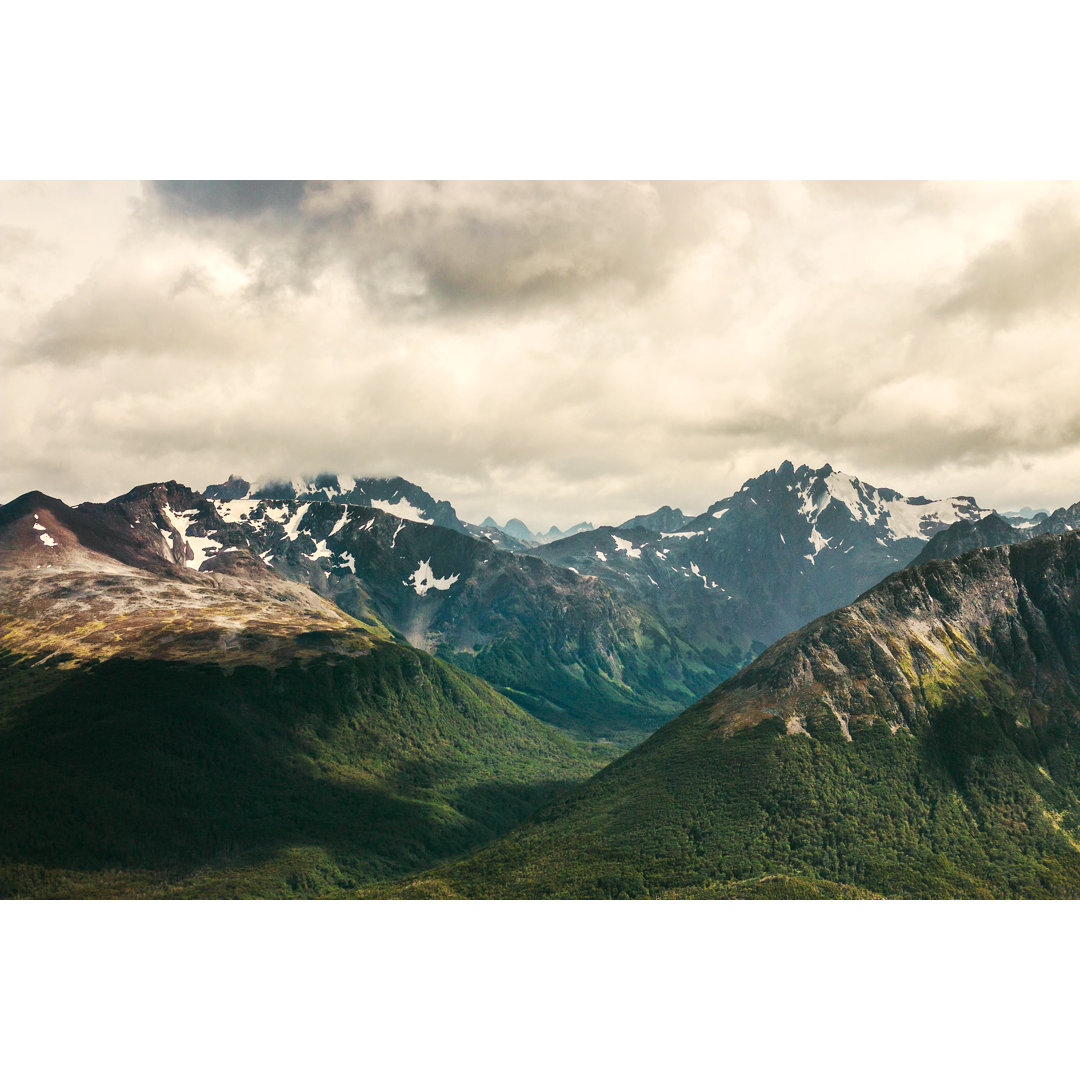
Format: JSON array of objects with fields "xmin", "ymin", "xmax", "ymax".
[{"xmin": 5, "ymin": 181, "xmax": 1080, "ymax": 527}]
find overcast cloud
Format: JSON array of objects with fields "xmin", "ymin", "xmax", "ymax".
[{"xmin": 3, "ymin": 180, "xmax": 1080, "ymax": 528}]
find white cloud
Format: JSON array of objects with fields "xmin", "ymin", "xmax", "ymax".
[{"xmin": 4, "ymin": 181, "xmax": 1080, "ymax": 525}]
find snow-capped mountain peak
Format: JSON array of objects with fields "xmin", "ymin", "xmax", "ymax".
[{"xmin": 203, "ymin": 474, "xmax": 469, "ymax": 534}]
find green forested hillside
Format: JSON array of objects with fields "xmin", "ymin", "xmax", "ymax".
[{"xmin": 0, "ymin": 644, "xmax": 609, "ymax": 898}]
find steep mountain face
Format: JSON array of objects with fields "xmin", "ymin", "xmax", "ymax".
[
  {"xmin": 206, "ymin": 495, "xmax": 720, "ymax": 740},
  {"xmin": 0, "ymin": 483, "xmax": 269, "ymax": 582},
  {"xmin": 537, "ymin": 461, "xmax": 990, "ymax": 658},
  {"xmin": 910, "ymin": 499, "xmax": 1080, "ymax": 569},
  {"xmin": 0, "ymin": 487, "xmax": 608, "ymax": 898},
  {"xmin": 0, "ymin": 486, "xmax": 373, "ymax": 670},
  {"xmin": 204, "ymin": 474, "xmax": 471, "ymax": 534},
  {"xmin": 378, "ymin": 531, "xmax": 1080, "ymax": 899},
  {"xmin": 1038, "ymin": 503, "xmax": 1080, "ymax": 535}
]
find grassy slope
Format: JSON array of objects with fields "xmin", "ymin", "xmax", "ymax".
[{"xmin": 0, "ymin": 644, "xmax": 613, "ymax": 898}]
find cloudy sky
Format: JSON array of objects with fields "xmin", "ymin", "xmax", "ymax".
[{"xmin": 3, "ymin": 180, "xmax": 1080, "ymax": 527}]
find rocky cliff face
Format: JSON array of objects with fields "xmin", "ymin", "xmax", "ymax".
[{"xmin": 702, "ymin": 531, "xmax": 1080, "ymax": 738}]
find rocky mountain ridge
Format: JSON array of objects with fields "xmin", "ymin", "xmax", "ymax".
[
  {"xmin": 535, "ymin": 461, "xmax": 991, "ymax": 659},
  {"xmin": 205, "ymin": 473, "xmax": 470, "ymax": 534}
]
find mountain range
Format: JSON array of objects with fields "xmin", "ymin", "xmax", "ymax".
[
  {"xmin": 4, "ymin": 461, "xmax": 1079, "ymax": 898},
  {"xmin": 200, "ymin": 487, "xmax": 721, "ymax": 741},
  {"xmin": 479, "ymin": 517, "xmax": 597, "ymax": 547}
]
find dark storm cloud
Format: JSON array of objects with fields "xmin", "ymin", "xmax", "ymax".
[
  {"xmin": 152, "ymin": 180, "xmax": 307, "ymax": 219},
  {"xmin": 301, "ymin": 181, "xmax": 713, "ymax": 310},
  {"xmin": 144, "ymin": 180, "xmax": 719, "ymax": 314}
]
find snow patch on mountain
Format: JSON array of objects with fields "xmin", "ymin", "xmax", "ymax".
[
  {"xmin": 822, "ymin": 471, "xmax": 875, "ymax": 523},
  {"xmin": 215, "ymin": 499, "xmax": 261, "ymax": 523},
  {"xmin": 808, "ymin": 526, "xmax": 830, "ymax": 558},
  {"xmin": 304, "ymin": 538, "xmax": 333, "ymax": 561},
  {"xmin": 162, "ymin": 505, "xmax": 220, "ymax": 569},
  {"xmin": 792, "ymin": 469, "xmax": 985, "ymax": 542},
  {"xmin": 371, "ymin": 497, "xmax": 432, "ymax": 524},
  {"xmin": 689, "ymin": 562, "xmax": 717, "ymax": 589},
  {"xmin": 282, "ymin": 504, "xmax": 311, "ymax": 541},
  {"xmin": 405, "ymin": 559, "xmax": 460, "ymax": 596},
  {"xmin": 882, "ymin": 497, "xmax": 985, "ymax": 541},
  {"xmin": 611, "ymin": 535, "xmax": 642, "ymax": 559}
]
